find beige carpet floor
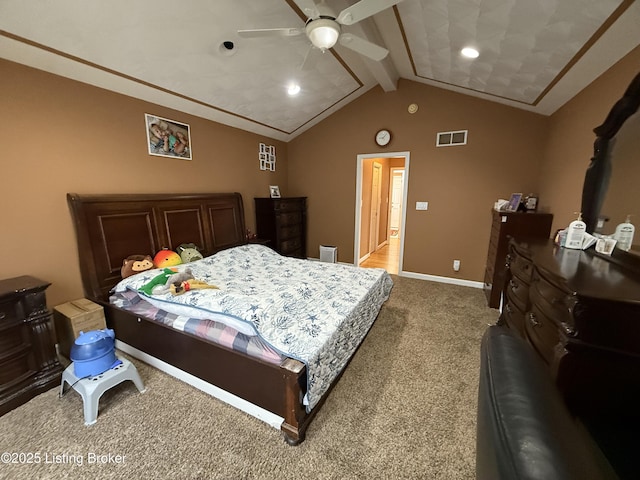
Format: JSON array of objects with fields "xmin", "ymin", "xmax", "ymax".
[{"xmin": 0, "ymin": 276, "xmax": 497, "ymax": 480}]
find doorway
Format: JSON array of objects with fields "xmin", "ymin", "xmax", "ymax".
[{"xmin": 354, "ymin": 152, "xmax": 410, "ymax": 275}]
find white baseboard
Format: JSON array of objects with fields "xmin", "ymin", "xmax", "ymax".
[
  {"xmin": 399, "ymin": 271, "xmax": 484, "ymax": 289},
  {"xmin": 115, "ymin": 340, "xmax": 284, "ymax": 430}
]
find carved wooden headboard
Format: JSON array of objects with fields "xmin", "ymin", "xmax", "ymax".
[{"xmin": 67, "ymin": 192, "xmax": 247, "ymax": 301}]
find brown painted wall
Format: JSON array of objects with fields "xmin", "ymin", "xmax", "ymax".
[
  {"xmin": 1, "ymin": 59, "xmax": 287, "ymax": 306},
  {"xmin": 288, "ymin": 79, "xmax": 548, "ymax": 281},
  {"xmin": 539, "ymin": 45, "xmax": 640, "ymax": 235},
  {"xmin": 4, "ymin": 44, "xmax": 638, "ymax": 308}
]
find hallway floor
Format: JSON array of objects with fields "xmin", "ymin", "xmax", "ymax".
[{"xmin": 360, "ymin": 237, "xmax": 400, "ymax": 274}]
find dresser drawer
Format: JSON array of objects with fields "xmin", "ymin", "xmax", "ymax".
[
  {"xmin": 529, "ymin": 270, "xmax": 576, "ymax": 336},
  {"xmin": 525, "ymin": 303, "xmax": 561, "ymax": 365},
  {"xmin": 0, "ymin": 299, "xmax": 20, "ymax": 324},
  {"xmin": 0, "ymin": 351, "xmax": 36, "ymax": 393},
  {"xmin": 279, "ymin": 237, "xmax": 303, "ymax": 255},
  {"xmin": 276, "ymin": 211, "xmax": 304, "ymax": 227},
  {"xmin": 502, "ymin": 300, "xmax": 526, "ymax": 338},
  {"xmin": 511, "ymin": 251, "xmax": 534, "ymax": 283},
  {"xmin": 273, "ymin": 199, "xmax": 305, "ymax": 212},
  {"xmin": 506, "ymin": 274, "xmax": 529, "ymax": 309},
  {"xmin": 0, "ymin": 321, "xmax": 30, "ymax": 356},
  {"xmin": 278, "ymin": 224, "xmax": 302, "ymax": 241}
]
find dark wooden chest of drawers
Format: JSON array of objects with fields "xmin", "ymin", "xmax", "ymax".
[
  {"xmin": 0, "ymin": 276, "xmax": 63, "ymax": 416},
  {"xmin": 500, "ymin": 239, "xmax": 640, "ymax": 413},
  {"xmin": 484, "ymin": 210, "xmax": 553, "ymax": 308},
  {"xmin": 254, "ymin": 197, "xmax": 307, "ymax": 258}
]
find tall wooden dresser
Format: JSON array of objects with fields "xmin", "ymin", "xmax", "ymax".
[
  {"xmin": 0, "ymin": 276, "xmax": 63, "ymax": 416},
  {"xmin": 254, "ymin": 197, "xmax": 307, "ymax": 258},
  {"xmin": 484, "ymin": 210, "xmax": 553, "ymax": 308}
]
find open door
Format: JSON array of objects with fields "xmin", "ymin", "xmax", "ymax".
[
  {"xmin": 355, "ymin": 153, "xmax": 410, "ymax": 275},
  {"xmin": 369, "ymin": 162, "xmax": 382, "ymax": 253},
  {"xmin": 388, "ymin": 168, "xmax": 404, "ymax": 238}
]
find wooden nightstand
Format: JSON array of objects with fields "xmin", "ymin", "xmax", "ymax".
[{"xmin": 0, "ymin": 276, "xmax": 63, "ymax": 416}]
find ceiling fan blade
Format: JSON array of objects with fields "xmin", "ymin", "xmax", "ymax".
[
  {"xmin": 237, "ymin": 28, "xmax": 305, "ymax": 38},
  {"xmin": 294, "ymin": 0, "xmax": 321, "ymax": 19},
  {"xmin": 338, "ymin": 33, "xmax": 388, "ymax": 61},
  {"xmin": 336, "ymin": 0, "xmax": 403, "ymax": 26}
]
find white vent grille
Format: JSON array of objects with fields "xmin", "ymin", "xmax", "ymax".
[
  {"xmin": 319, "ymin": 245, "xmax": 337, "ymax": 263},
  {"xmin": 436, "ymin": 130, "xmax": 467, "ymax": 147}
]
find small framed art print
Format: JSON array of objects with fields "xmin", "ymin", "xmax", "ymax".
[{"xmin": 269, "ymin": 186, "xmax": 281, "ymax": 198}]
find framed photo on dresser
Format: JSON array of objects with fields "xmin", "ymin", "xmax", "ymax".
[
  {"xmin": 269, "ymin": 185, "xmax": 281, "ymax": 198},
  {"xmin": 507, "ymin": 193, "xmax": 522, "ymax": 212}
]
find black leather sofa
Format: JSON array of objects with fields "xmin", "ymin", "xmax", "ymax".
[{"xmin": 476, "ymin": 325, "xmax": 619, "ymax": 480}]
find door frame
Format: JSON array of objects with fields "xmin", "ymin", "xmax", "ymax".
[{"xmin": 354, "ymin": 151, "xmax": 410, "ymax": 273}]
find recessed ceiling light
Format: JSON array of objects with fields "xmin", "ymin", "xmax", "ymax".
[
  {"xmin": 287, "ymin": 83, "xmax": 301, "ymax": 96},
  {"xmin": 461, "ymin": 47, "xmax": 479, "ymax": 59}
]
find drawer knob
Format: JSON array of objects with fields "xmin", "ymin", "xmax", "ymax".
[
  {"xmin": 528, "ymin": 312, "xmax": 541, "ymax": 327},
  {"xmin": 561, "ymin": 322, "xmax": 576, "ymax": 336},
  {"xmin": 509, "ymin": 279, "xmax": 518, "ymax": 290},
  {"xmin": 0, "ymin": 312, "xmax": 5, "ymax": 320}
]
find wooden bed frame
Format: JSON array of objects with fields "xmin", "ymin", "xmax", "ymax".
[{"xmin": 67, "ymin": 192, "xmax": 318, "ymax": 445}]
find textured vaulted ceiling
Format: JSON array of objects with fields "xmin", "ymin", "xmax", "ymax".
[{"xmin": 1, "ymin": 0, "xmax": 638, "ymax": 141}]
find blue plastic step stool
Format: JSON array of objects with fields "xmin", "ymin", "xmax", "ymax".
[{"xmin": 60, "ymin": 356, "xmax": 146, "ymax": 425}]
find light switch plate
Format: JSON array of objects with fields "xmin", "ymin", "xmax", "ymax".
[{"xmin": 416, "ymin": 201, "xmax": 428, "ymax": 211}]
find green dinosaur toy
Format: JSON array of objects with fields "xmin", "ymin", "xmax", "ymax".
[{"xmin": 138, "ymin": 268, "xmax": 177, "ymax": 296}]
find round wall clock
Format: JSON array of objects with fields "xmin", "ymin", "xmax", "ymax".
[{"xmin": 375, "ymin": 129, "xmax": 392, "ymax": 147}]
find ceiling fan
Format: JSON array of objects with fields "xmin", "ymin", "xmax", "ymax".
[{"xmin": 238, "ymin": 0, "xmax": 403, "ymax": 62}]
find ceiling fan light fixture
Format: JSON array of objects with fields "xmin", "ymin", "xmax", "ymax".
[{"xmin": 306, "ymin": 19, "xmax": 340, "ymax": 50}]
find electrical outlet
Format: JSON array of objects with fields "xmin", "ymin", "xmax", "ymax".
[
  {"xmin": 453, "ymin": 260, "xmax": 461, "ymax": 271},
  {"xmin": 416, "ymin": 201, "xmax": 428, "ymax": 210}
]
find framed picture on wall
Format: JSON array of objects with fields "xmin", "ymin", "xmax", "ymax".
[
  {"xmin": 145, "ymin": 113, "xmax": 192, "ymax": 160},
  {"xmin": 269, "ymin": 185, "xmax": 281, "ymax": 198}
]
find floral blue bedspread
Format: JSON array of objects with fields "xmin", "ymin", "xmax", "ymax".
[{"xmin": 113, "ymin": 244, "xmax": 393, "ymax": 411}]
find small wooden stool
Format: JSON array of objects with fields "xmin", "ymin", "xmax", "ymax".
[{"xmin": 60, "ymin": 356, "xmax": 145, "ymax": 425}]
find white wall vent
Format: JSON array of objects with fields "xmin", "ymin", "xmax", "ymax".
[{"xmin": 436, "ymin": 130, "xmax": 468, "ymax": 147}]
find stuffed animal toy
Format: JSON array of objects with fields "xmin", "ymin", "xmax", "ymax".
[
  {"xmin": 153, "ymin": 248, "xmax": 182, "ymax": 268},
  {"xmin": 121, "ymin": 255, "xmax": 154, "ymax": 279},
  {"xmin": 139, "ymin": 268, "xmax": 193, "ymax": 296},
  {"xmin": 177, "ymin": 243, "xmax": 204, "ymax": 263},
  {"xmin": 170, "ymin": 279, "xmax": 219, "ymax": 295}
]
